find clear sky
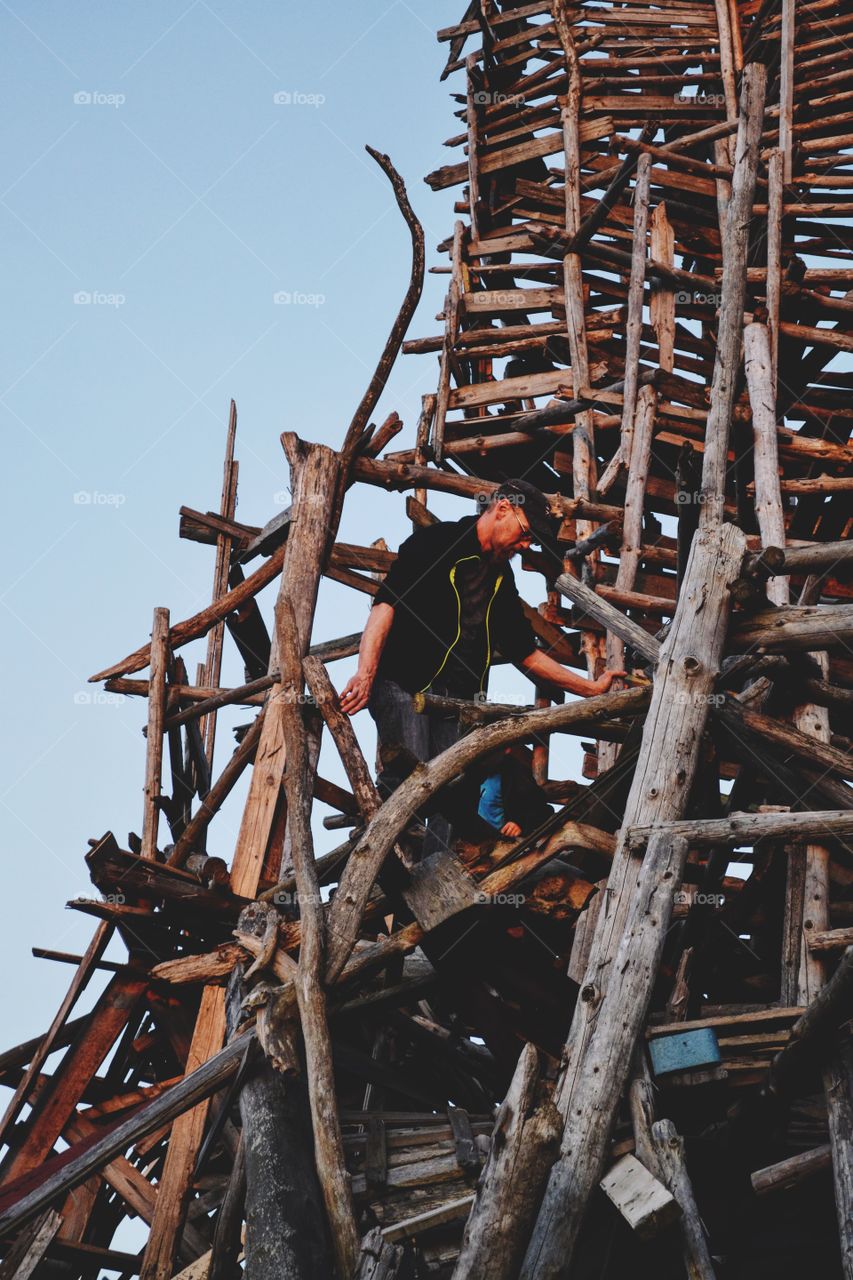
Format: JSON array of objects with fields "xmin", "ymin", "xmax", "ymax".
[{"xmin": 2, "ymin": 2, "xmax": 579, "ymax": 1055}]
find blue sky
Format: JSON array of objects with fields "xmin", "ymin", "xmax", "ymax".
[{"xmin": 2, "ymin": 2, "xmax": 574, "ymax": 1053}]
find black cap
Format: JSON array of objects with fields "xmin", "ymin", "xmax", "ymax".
[{"xmin": 492, "ymin": 479, "xmax": 564, "ymax": 575}]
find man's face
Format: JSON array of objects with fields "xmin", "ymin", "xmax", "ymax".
[{"xmin": 492, "ymin": 497, "xmax": 536, "ymax": 560}]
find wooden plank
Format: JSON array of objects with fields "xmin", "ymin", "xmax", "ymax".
[
  {"xmin": 139, "ymin": 986, "xmax": 227, "ymax": 1280},
  {"xmin": 4, "ymin": 973, "xmax": 146, "ymax": 1181}
]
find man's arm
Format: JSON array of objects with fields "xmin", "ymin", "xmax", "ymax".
[
  {"xmin": 340, "ymin": 602, "xmax": 395, "ymax": 714},
  {"xmin": 520, "ymin": 647, "xmax": 624, "ymax": 697}
]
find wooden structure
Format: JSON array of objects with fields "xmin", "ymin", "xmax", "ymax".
[{"xmin": 1, "ymin": 1, "xmax": 852, "ymax": 1276}]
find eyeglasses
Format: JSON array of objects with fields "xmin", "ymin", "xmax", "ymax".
[{"xmin": 508, "ymin": 503, "xmax": 535, "ymax": 545}]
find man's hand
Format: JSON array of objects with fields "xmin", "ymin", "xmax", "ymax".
[
  {"xmin": 501, "ymin": 820, "xmax": 522, "ymax": 838},
  {"xmin": 339, "ymin": 670, "xmax": 374, "ymax": 716},
  {"xmin": 588, "ymin": 668, "xmax": 627, "ymax": 696}
]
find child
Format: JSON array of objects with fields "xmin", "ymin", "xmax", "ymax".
[{"xmin": 477, "ymin": 743, "xmax": 552, "ymax": 838}]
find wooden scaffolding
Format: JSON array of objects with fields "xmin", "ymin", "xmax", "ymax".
[{"xmin": 1, "ymin": 1, "xmax": 852, "ymax": 1277}]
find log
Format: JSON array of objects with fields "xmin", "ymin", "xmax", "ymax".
[
  {"xmin": 745, "ymin": 322, "xmax": 789, "ymax": 606},
  {"xmin": 276, "ymin": 593, "xmax": 359, "ymax": 1279},
  {"xmin": 322, "ymin": 685, "xmax": 649, "ymax": 985},
  {"xmin": 226, "ymin": 972, "xmax": 331, "ymax": 1280},
  {"xmin": 699, "ymin": 63, "xmax": 767, "ymax": 527},
  {"xmin": 452, "ymin": 1044, "xmax": 560, "ymax": 1280},
  {"xmin": 770, "ymin": 948, "xmax": 853, "ymax": 1095},
  {"xmin": 630, "ymin": 1076, "xmax": 715, "ymax": 1276},
  {"xmin": 627, "ymin": 809, "xmax": 853, "ymax": 849},
  {"xmin": 520, "ymin": 523, "xmax": 747, "ymax": 1278},
  {"xmin": 0, "ymin": 1034, "xmax": 250, "ymax": 1237},
  {"xmin": 751, "ymin": 1144, "xmax": 833, "ymax": 1196},
  {"xmin": 141, "ymin": 607, "xmax": 170, "ymax": 860},
  {"xmin": 729, "ymin": 603, "xmax": 853, "ymax": 653}
]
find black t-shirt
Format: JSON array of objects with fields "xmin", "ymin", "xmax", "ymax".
[{"xmin": 433, "ymin": 555, "xmax": 501, "ymax": 697}]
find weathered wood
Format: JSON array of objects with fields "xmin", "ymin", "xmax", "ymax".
[
  {"xmin": 0, "ymin": 1210, "xmax": 62, "ymax": 1280},
  {"xmin": 453, "ymin": 1044, "xmax": 560, "ymax": 1280},
  {"xmin": 751, "ymin": 1143, "xmax": 833, "ymax": 1196},
  {"xmin": 553, "ymin": 571, "xmax": 660, "ymax": 665},
  {"xmin": 141, "ymin": 607, "xmax": 170, "ymax": 860},
  {"xmin": 629, "ymin": 809, "xmax": 853, "ymax": 848},
  {"xmin": 599, "ymin": 1153, "xmax": 680, "ymax": 1239},
  {"xmin": 276, "ymin": 592, "xmax": 359, "ymax": 1279},
  {"xmin": 225, "ymin": 971, "xmax": 331, "ymax": 1280},
  {"xmin": 323, "ymin": 685, "xmax": 649, "ymax": 985},
  {"xmin": 520, "ymin": 522, "xmax": 747, "ymax": 1278},
  {"xmin": 699, "ymin": 63, "xmax": 767, "ymax": 527},
  {"xmin": 0, "ymin": 1035, "xmax": 250, "ymax": 1237},
  {"xmin": 770, "ymin": 948, "xmax": 853, "ymax": 1095},
  {"xmin": 630, "ymin": 1076, "xmax": 715, "ymax": 1277},
  {"xmin": 139, "ymin": 985, "xmax": 228, "ymax": 1280},
  {"xmin": 745, "ymin": 322, "xmax": 789, "ymax": 606},
  {"xmin": 229, "ymin": 437, "xmax": 339, "ymax": 901}
]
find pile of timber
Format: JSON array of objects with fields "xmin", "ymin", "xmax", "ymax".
[{"xmin": 1, "ymin": 1, "xmax": 852, "ymax": 1277}]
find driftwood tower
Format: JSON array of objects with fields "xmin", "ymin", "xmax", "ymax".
[{"xmin": 1, "ymin": 2, "xmax": 852, "ymax": 1278}]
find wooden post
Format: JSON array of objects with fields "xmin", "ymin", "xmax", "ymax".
[
  {"xmin": 276, "ymin": 596, "xmax": 360, "ymax": 1279},
  {"xmin": 141, "ymin": 607, "xmax": 170, "ymax": 860},
  {"xmin": 766, "ymin": 149, "xmax": 783, "ymax": 392},
  {"xmin": 552, "ymin": 0, "xmax": 604, "ymax": 684},
  {"xmin": 699, "ymin": 63, "xmax": 767, "ymax": 529},
  {"xmin": 631, "ymin": 1075, "xmax": 716, "ymax": 1278},
  {"xmin": 744, "ymin": 322, "xmax": 789, "ymax": 606},
  {"xmin": 453, "ymin": 1045, "xmax": 561, "ymax": 1280},
  {"xmin": 779, "ymin": 0, "xmax": 796, "ymax": 182},
  {"xmin": 518, "ymin": 528, "xmax": 747, "ymax": 1274},
  {"xmin": 201, "ymin": 400, "xmax": 238, "ymax": 770}
]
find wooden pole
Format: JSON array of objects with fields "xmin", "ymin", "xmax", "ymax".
[
  {"xmin": 276, "ymin": 597, "xmax": 359, "ymax": 1279},
  {"xmin": 141, "ymin": 607, "xmax": 170, "ymax": 861},
  {"xmin": 453, "ymin": 1045, "xmax": 561, "ymax": 1280},
  {"xmin": 520, "ymin": 522, "xmax": 747, "ymax": 1278},
  {"xmin": 699, "ymin": 62, "xmax": 767, "ymax": 529},
  {"xmin": 744, "ymin": 322, "xmax": 789, "ymax": 606}
]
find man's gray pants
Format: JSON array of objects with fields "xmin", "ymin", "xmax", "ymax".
[{"xmin": 367, "ymin": 677, "xmax": 461, "ymax": 858}]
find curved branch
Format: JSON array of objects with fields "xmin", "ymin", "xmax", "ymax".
[
  {"xmin": 323, "ymin": 684, "xmax": 650, "ymax": 984},
  {"xmin": 328, "ymin": 147, "xmax": 425, "ymax": 545}
]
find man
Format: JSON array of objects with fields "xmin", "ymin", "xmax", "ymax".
[{"xmin": 340, "ymin": 479, "xmax": 623, "ymax": 852}]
